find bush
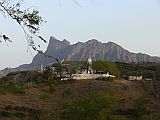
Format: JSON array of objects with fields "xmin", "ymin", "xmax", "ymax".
[
  {"xmin": 134, "ymin": 97, "xmax": 150, "ymax": 118},
  {"xmin": 0, "ymin": 111, "xmax": 12, "ymax": 117},
  {"xmin": 62, "ymin": 88, "xmax": 73, "ymax": 97},
  {"xmin": 14, "ymin": 112, "xmax": 25, "ymax": 119},
  {"xmin": 115, "ymin": 108, "xmax": 138, "ymax": 116},
  {"xmin": 0, "ymin": 77, "xmax": 25, "ymax": 95},
  {"xmin": 55, "ymin": 90, "xmax": 119, "ymax": 120},
  {"xmin": 93, "ymin": 60, "xmax": 119, "ymax": 76}
]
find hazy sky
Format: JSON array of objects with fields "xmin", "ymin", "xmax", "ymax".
[{"xmin": 0, "ymin": 0, "xmax": 160, "ymax": 69}]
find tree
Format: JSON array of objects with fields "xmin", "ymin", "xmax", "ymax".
[
  {"xmin": 156, "ymin": 69, "xmax": 160, "ymax": 80},
  {"xmin": 93, "ymin": 60, "xmax": 119, "ymax": 76},
  {"xmin": 0, "ymin": 0, "xmax": 46, "ymax": 53},
  {"xmin": 55, "ymin": 91, "xmax": 118, "ymax": 120},
  {"xmin": 42, "ymin": 67, "xmax": 55, "ymax": 92}
]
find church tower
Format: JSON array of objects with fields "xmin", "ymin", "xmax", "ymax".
[{"xmin": 87, "ymin": 55, "xmax": 93, "ymax": 74}]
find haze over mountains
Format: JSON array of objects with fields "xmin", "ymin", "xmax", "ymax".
[{"xmin": 1, "ymin": 36, "xmax": 160, "ymax": 76}]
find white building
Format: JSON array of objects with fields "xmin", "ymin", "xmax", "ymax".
[
  {"xmin": 71, "ymin": 56, "xmax": 115, "ymax": 80},
  {"xmin": 128, "ymin": 76, "xmax": 143, "ymax": 81}
]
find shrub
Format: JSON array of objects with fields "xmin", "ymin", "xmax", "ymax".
[
  {"xmin": 134, "ymin": 97, "xmax": 150, "ymax": 118},
  {"xmin": 55, "ymin": 90, "xmax": 119, "ymax": 120},
  {"xmin": 14, "ymin": 112, "xmax": 25, "ymax": 119},
  {"xmin": 62, "ymin": 88, "xmax": 73, "ymax": 97},
  {"xmin": 0, "ymin": 111, "xmax": 12, "ymax": 117},
  {"xmin": 0, "ymin": 77, "xmax": 25, "ymax": 95}
]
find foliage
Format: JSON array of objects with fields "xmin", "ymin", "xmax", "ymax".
[
  {"xmin": 93, "ymin": 60, "xmax": 119, "ymax": 77},
  {"xmin": 39, "ymin": 93, "xmax": 52, "ymax": 101},
  {"xmin": 55, "ymin": 90, "xmax": 119, "ymax": 120},
  {"xmin": 134, "ymin": 97, "xmax": 150, "ymax": 118},
  {"xmin": 62, "ymin": 87, "xmax": 73, "ymax": 98},
  {"xmin": 0, "ymin": 77, "xmax": 25, "ymax": 95},
  {"xmin": 67, "ymin": 65, "xmax": 77, "ymax": 77},
  {"xmin": 0, "ymin": 105, "xmax": 41, "ymax": 119},
  {"xmin": 22, "ymin": 82, "xmax": 38, "ymax": 89},
  {"xmin": 42, "ymin": 67, "xmax": 57, "ymax": 92},
  {"xmin": 0, "ymin": 0, "xmax": 46, "ymax": 52},
  {"xmin": 135, "ymin": 97, "xmax": 150, "ymax": 108},
  {"xmin": 155, "ymin": 69, "xmax": 160, "ymax": 80},
  {"xmin": 128, "ymin": 71, "xmax": 141, "ymax": 76},
  {"xmin": 116, "ymin": 62, "xmax": 160, "ymax": 80}
]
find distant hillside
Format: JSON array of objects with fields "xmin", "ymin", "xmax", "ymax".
[{"xmin": 0, "ymin": 68, "xmax": 12, "ymax": 78}]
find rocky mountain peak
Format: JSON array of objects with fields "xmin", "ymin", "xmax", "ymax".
[
  {"xmin": 46, "ymin": 36, "xmax": 70, "ymax": 51},
  {"xmin": 106, "ymin": 41, "xmax": 120, "ymax": 46},
  {"xmin": 10, "ymin": 37, "xmax": 160, "ymax": 71},
  {"xmin": 85, "ymin": 39, "xmax": 101, "ymax": 44},
  {"xmin": 63, "ymin": 39, "xmax": 70, "ymax": 45}
]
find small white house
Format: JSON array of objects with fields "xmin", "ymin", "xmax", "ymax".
[{"xmin": 128, "ymin": 76, "xmax": 143, "ymax": 81}]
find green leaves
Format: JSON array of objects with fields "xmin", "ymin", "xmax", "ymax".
[
  {"xmin": 55, "ymin": 91, "xmax": 118, "ymax": 120},
  {"xmin": 93, "ymin": 60, "xmax": 119, "ymax": 76}
]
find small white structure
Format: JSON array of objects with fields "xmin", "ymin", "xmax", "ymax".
[
  {"xmin": 87, "ymin": 55, "xmax": 93, "ymax": 74},
  {"xmin": 40, "ymin": 64, "xmax": 44, "ymax": 72},
  {"xmin": 128, "ymin": 76, "xmax": 143, "ymax": 81},
  {"xmin": 145, "ymin": 78, "xmax": 152, "ymax": 81}
]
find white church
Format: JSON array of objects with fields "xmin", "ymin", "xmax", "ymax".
[{"xmin": 71, "ymin": 56, "xmax": 115, "ymax": 80}]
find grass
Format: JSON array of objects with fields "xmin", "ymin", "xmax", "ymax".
[
  {"xmin": 62, "ymin": 87, "xmax": 73, "ymax": 98},
  {"xmin": 0, "ymin": 78, "xmax": 160, "ymax": 120},
  {"xmin": 0, "ymin": 77, "xmax": 25, "ymax": 95},
  {"xmin": 39, "ymin": 93, "xmax": 52, "ymax": 101},
  {"xmin": 122, "ymin": 84, "xmax": 129, "ymax": 90},
  {"xmin": 0, "ymin": 105, "xmax": 41, "ymax": 120},
  {"xmin": 55, "ymin": 90, "xmax": 119, "ymax": 120}
]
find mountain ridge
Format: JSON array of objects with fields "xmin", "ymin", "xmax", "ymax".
[
  {"xmin": 0, "ymin": 36, "xmax": 160, "ymax": 75},
  {"xmin": 22, "ymin": 36, "xmax": 160, "ymax": 66}
]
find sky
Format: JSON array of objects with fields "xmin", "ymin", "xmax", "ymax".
[{"xmin": 0, "ymin": 0, "xmax": 160, "ymax": 69}]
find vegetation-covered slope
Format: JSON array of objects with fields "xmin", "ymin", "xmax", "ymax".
[{"xmin": 0, "ymin": 78, "xmax": 160, "ymax": 120}]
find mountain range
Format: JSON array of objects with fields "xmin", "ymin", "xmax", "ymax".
[
  {"xmin": 0, "ymin": 36, "xmax": 160, "ymax": 76},
  {"xmin": 18, "ymin": 36, "xmax": 160, "ymax": 68}
]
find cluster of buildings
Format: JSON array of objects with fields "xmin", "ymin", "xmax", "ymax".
[
  {"xmin": 71, "ymin": 56, "xmax": 115, "ymax": 80},
  {"xmin": 47, "ymin": 56, "xmax": 115, "ymax": 80},
  {"xmin": 41, "ymin": 56, "xmax": 153, "ymax": 81}
]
